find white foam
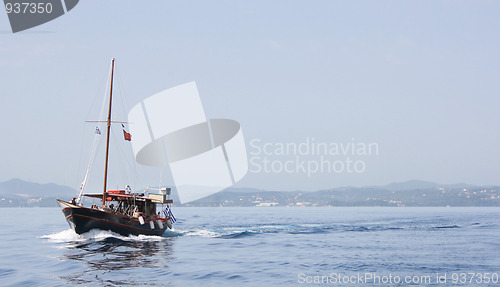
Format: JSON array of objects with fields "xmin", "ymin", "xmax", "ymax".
[
  {"xmin": 122, "ymin": 234, "xmax": 166, "ymax": 242},
  {"xmin": 178, "ymin": 227, "xmax": 260, "ymax": 238},
  {"xmin": 41, "ymin": 229, "xmax": 168, "ymax": 243},
  {"xmin": 40, "ymin": 229, "xmax": 85, "ymax": 243},
  {"xmin": 181, "ymin": 229, "xmax": 221, "ymax": 238}
]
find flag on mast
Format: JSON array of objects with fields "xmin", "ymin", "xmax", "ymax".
[{"xmin": 122, "ymin": 124, "xmax": 131, "ymax": 141}]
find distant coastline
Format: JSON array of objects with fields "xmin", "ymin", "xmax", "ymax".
[{"xmin": 1, "ymin": 178, "xmax": 498, "ymax": 208}]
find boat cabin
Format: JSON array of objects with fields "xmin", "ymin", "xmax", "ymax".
[{"xmin": 82, "ymin": 190, "xmax": 173, "ymax": 220}]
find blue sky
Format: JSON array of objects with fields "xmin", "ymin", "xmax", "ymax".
[{"xmin": 0, "ymin": 1, "xmax": 499, "ymax": 191}]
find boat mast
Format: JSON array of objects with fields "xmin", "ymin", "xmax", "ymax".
[{"xmin": 102, "ymin": 58, "xmax": 115, "ymax": 207}]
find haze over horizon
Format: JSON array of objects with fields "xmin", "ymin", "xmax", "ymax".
[{"xmin": 1, "ymin": 1, "xmax": 499, "ymax": 192}]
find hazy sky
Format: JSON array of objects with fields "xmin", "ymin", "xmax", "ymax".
[{"xmin": 1, "ymin": 1, "xmax": 499, "ymax": 192}]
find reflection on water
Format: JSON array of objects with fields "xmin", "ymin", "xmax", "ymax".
[{"xmin": 59, "ymin": 234, "xmax": 177, "ymax": 286}]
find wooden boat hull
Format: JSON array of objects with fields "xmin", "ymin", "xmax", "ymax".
[{"xmin": 57, "ymin": 199, "xmax": 168, "ymax": 236}]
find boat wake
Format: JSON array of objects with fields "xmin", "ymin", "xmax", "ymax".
[
  {"xmin": 41, "ymin": 228, "xmax": 180, "ymax": 244},
  {"xmin": 43, "ymin": 219, "xmax": 466, "ymax": 244},
  {"xmin": 175, "ymin": 220, "xmax": 466, "ymax": 239},
  {"xmin": 177, "ymin": 224, "xmax": 321, "ymax": 238}
]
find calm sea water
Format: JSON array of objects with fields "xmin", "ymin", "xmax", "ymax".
[{"xmin": 0, "ymin": 207, "xmax": 499, "ymax": 286}]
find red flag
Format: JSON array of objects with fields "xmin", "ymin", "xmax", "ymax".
[{"xmin": 123, "ymin": 129, "xmax": 131, "ymax": 141}]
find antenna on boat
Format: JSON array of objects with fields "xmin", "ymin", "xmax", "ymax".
[{"xmin": 102, "ymin": 58, "xmax": 115, "ymax": 207}]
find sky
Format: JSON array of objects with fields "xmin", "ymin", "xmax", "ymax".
[{"xmin": 0, "ymin": 1, "xmax": 499, "ymax": 192}]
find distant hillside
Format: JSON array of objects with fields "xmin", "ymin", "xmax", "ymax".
[
  {"xmin": 0, "ymin": 179, "xmax": 75, "ymax": 207},
  {"xmin": 182, "ymin": 183, "xmax": 500, "ymax": 207},
  {"xmin": 383, "ymin": 180, "xmax": 438, "ymax": 191},
  {"xmin": 0, "ymin": 178, "xmax": 75, "ymax": 197},
  {"xmin": 0, "ymin": 179, "xmax": 499, "ymax": 207}
]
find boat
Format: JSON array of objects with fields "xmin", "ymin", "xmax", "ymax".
[
  {"xmin": 57, "ymin": 58, "xmax": 175, "ymax": 236},
  {"xmin": 58, "ymin": 58, "xmax": 249, "ymax": 236}
]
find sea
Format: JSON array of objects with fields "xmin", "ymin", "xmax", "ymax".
[{"xmin": 0, "ymin": 207, "xmax": 499, "ymax": 286}]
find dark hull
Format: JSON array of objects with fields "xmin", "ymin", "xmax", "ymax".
[{"xmin": 57, "ymin": 199, "xmax": 168, "ymax": 236}]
